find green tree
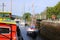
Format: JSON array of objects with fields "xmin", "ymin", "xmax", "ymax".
[
  {"xmin": 47, "ymin": 7, "xmax": 56, "ymax": 19},
  {"xmin": 54, "ymin": 2, "xmax": 60, "ymax": 18},
  {"xmin": 23, "ymin": 12, "xmax": 31, "ymax": 22},
  {"xmin": 46, "ymin": 2, "xmax": 60, "ymax": 19}
]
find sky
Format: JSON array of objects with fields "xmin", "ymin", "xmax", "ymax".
[{"xmin": 0, "ymin": 0, "xmax": 60, "ymax": 16}]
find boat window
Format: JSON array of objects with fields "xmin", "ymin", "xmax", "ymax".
[
  {"xmin": 0, "ymin": 28, "xmax": 9, "ymax": 34},
  {"xmin": 3, "ymin": 14, "xmax": 10, "ymax": 17},
  {"xmin": 0, "ymin": 14, "xmax": 3, "ymax": 17}
]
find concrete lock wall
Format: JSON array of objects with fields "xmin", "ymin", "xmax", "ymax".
[{"xmin": 40, "ymin": 21, "xmax": 60, "ymax": 40}]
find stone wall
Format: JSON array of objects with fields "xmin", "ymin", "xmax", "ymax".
[{"xmin": 40, "ymin": 21, "xmax": 60, "ymax": 40}]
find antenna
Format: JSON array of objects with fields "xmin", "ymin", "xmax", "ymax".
[
  {"xmin": 31, "ymin": 0, "xmax": 36, "ymax": 25},
  {"xmin": 2, "ymin": 3, "xmax": 5, "ymax": 12},
  {"xmin": 32, "ymin": 1, "xmax": 34, "ymax": 15},
  {"xmin": 32, "ymin": 0, "xmax": 34, "ymax": 23},
  {"xmin": 11, "ymin": 0, "xmax": 12, "ymax": 12}
]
